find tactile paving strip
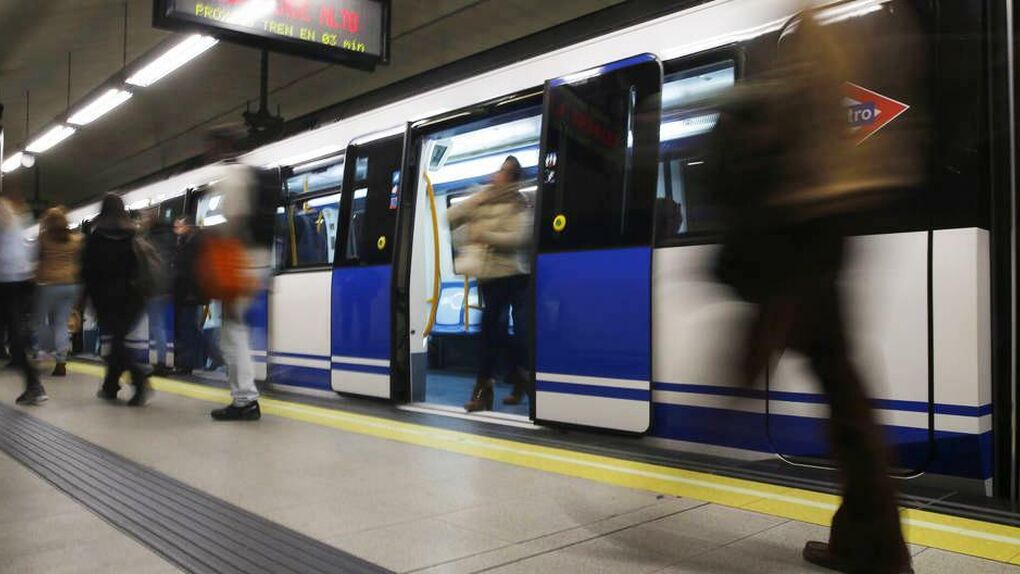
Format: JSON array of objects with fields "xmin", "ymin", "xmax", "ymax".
[{"xmin": 0, "ymin": 404, "xmax": 392, "ymax": 574}]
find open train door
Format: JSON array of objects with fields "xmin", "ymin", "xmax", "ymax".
[
  {"xmin": 330, "ymin": 130, "xmax": 405, "ymax": 398},
  {"xmin": 533, "ymin": 55, "xmax": 662, "ymax": 432}
]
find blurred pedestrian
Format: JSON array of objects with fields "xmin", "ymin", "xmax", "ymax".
[
  {"xmin": 0, "ymin": 196, "xmax": 46, "ymax": 404},
  {"xmin": 448, "ymin": 156, "xmax": 534, "ymax": 412},
  {"xmin": 172, "ymin": 215, "xmax": 208, "ymax": 374},
  {"xmin": 141, "ymin": 209, "xmax": 175, "ymax": 375},
  {"xmin": 32, "ymin": 206, "xmax": 83, "ymax": 377},
  {"xmin": 82, "ymin": 193, "xmax": 151, "ymax": 406},
  {"xmin": 202, "ymin": 126, "xmax": 271, "ymax": 421},
  {"xmin": 710, "ymin": 10, "xmax": 919, "ymax": 574}
]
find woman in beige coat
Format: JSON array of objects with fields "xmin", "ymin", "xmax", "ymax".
[
  {"xmin": 447, "ymin": 156, "xmax": 534, "ymax": 412},
  {"xmin": 33, "ymin": 207, "xmax": 83, "ymax": 376}
]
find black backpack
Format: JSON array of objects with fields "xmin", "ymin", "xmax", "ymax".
[{"xmin": 250, "ymin": 167, "xmax": 283, "ymax": 248}]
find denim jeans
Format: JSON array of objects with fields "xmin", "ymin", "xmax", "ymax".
[
  {"xmin": 147, "ymin": 296, "xmax": 169, "ymax": 366},
  {"xmin": 33, "ymin": 283, "xmax": 80, "ymax": 362}
]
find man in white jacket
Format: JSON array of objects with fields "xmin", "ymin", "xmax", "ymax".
[{"xmin": 205, "ymin": 127, "xmax": 269, "ymax": 421}]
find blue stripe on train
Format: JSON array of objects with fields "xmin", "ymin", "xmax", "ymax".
[
  {"xmin": 537, "ymin": 381, "xmax": 650, "ymax": 402},
  {"xmin": 331, "ymin": 362, "xmax": 389, "ymax": 375},
  {"xmin": 651, "ymin": 403, "xmax": 994, "ymax": 480},
  {"xmin": 269, "ymin": 364, "xmax": 331, "ymax": 391},
  {"xmin": 653, "ymin": 382, "xmax": 992, "ymax": 418}
]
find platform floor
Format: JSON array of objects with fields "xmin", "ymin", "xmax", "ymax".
[{"xmin": 2, "ymin": 364, "xmax": 1020, "ymax": 573}]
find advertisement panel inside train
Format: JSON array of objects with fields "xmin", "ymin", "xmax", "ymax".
[{"xmin": 155, "ymin": 0, "xmax": 388, "ymax": 67}]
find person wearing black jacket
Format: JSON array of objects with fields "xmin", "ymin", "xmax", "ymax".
[
  {"xmin": 81, "ymin": 194, "xmax": 151, "ymax": 406},
  {"xmin": 171, "ymin": 215, "xmax": 210, "ymax": 375}
]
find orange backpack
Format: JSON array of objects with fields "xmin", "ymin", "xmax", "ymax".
[{"xmin": 196, "ymin": 236, "xmax": 255, "ymax": 301}]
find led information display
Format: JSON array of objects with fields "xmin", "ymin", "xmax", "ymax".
[{"xmin": 154, "ymin": 0, "xmax": 389, "ymax": 69}]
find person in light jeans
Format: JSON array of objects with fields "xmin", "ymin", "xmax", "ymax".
[
  {"xmin": 33, "ymin": 207, "xmax": 84, "ymax": 376},
  {"xmin": 205, "ymin": 125, "xmax": 271, "ymax": 421}
]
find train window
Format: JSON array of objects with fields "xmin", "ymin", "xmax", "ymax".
[
  {"xmin": 655, "ymin": 60, "xmax": 735, "ymax": 245},
  {"xmin": 278, "ymin": 193, "xmax": 342, "ymax": 269},
  {"xmin": 278, "ymin": 155, "xmax": 345, "ymax": 271},
  {"xmin": 336, "ymin": 135, "xmax": 404, "ymax": 267},
  {"xmin": 196, "ymin": 191, "xmax": 227, "ymax": 228}
]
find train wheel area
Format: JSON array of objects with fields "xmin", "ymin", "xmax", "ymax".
[{"xmin": 0, "ymin": 362, "xmax": 1014, "ymax": 573}]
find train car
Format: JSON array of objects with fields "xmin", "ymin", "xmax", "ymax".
[{"xmin": 64, "ymin": 0, "xmax": 1014, "ymax": 499}]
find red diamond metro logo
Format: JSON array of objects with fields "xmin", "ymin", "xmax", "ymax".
[{"xmin": 843, "ymin": 82, "xmax": 910, "ymax": 146}]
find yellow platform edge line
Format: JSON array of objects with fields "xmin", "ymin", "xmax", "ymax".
[{"xmin": 67, "ymin": 362, "xmax": 1020, "ymax": 564}]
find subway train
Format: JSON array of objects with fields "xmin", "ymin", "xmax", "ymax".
[{"xmin": 64, "ymin": 0, "xmax": 1014, "ymax": 498}]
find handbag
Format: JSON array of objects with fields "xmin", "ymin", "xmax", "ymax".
[{"xmin": 195, "ymin": 236, "xmax": 255, "ymax": 301}]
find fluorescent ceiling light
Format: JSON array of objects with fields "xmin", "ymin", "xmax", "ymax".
[
  {"xmin": 816, "ymin": 0, "xmax": 887, "ymax": 25},
  {"xmin": 126, "ymin": 35, "xmax": 218, "ymax": 87},
  {"xmin": 306, "ymin": 193, "xmax": 342, "ymax": 208},
  {"xmin": 429, "ymin": 148, "xmax": 539, "ymax": 185},
  {"xmin": 2, "ymin": 152, "xmax": 23, "ymax": 173},
  {"xmin": 201, "ymin": 214, "xmax": 227, "ymax": 227},
  {"xmin": 26, "ymin": 125, "xmax": 77, "ymax": 153},
  {"xmin": 68, "ymin": 89, "xmax": 134, "ymax": 126},
  {"xmin": 660, "ymin": 114, "xmax": 720, "ymax": 142}
]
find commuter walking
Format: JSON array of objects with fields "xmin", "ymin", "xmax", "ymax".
[
  {"xmin": 202, "ymin": 127, "xmax": 271, "ymax": 421},
  {"xmin": 710, "ymin": 11, "xmax": 919, "ymax": 574},
  {"xmin": 32, "ymin": 206, "xmax": 83, "ymax": 377},
  {"xmin": 447, "ymin": 156, "xmax": 534, "ymax": 412},
  {"xmin": 82, "ymin": 194, "xmax": 151, "ymax": 406},
  {"xmin": 0, "ymin": 196, "xmax": 46, "ymax": 404}
]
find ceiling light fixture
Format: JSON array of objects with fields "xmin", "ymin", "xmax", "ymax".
[
  {"xmin": 26, "ymin": 125, "xmax": 77, "ymax": 154},
  {"xmin": 126, "ymin": 35, "xmax": 219, "ymax": 88},
  {"xmin": 1, "ymin": 152, "xmax": 23, "ymax": 173},
  {"xmin": 67, "ymin": 89, "xmax": 134, "ymax": 126}
]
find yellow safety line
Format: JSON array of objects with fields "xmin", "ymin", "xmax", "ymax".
[{"xmin": 67, "ymin": 361, "xmax": 1020, "ymax": 564}]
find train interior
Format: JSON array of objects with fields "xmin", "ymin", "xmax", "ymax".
[{"xmin": 408, "ymin": 109, "xmax": 542, "ymax": 418}]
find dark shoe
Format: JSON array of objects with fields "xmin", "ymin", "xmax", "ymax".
[
  {"xmin": 128, "ymin": 380, "xmax": 152, "ymax": 407},
  {"xmin": 802, "ymin": 541, "xmax": 913, "ymax": 574},
  {"xmin": 211, "ymin": 401, "xmax": 261, "ymax": 421},
  {"xmin": 96, "ymin": 386, "xmax": 120, "ymax": 402},
  {"xmin": 16, "ymin": 386, "xmax": 48, "ymax": 406},
  {"xmin": 503, "ymin": 368, "xmax": 530, "ymax": 405},
  {"xmin": 174, "ymin": 367, "xmax": 193, "ymax": 376},
  {"xmin": 464, "ymin": 378, "xmax": 494, "ymax": 412},
  {"xmin": 151, "ymin": 364, "xmax": 172, "ymax": 376},
  {"xmin": 51, "ymin": 362, "xmax": 67, "ymax": 377}
]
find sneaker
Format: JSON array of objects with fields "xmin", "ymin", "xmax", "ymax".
[
  {"xmin": 211, "ymin": 401, "xmax": 261, "ymax": 421},
  {"xmin": 51, "ymin": 362, "xmax": 67, "ymax": 377},
  {"xmin": 16, "ymin": 386, "xmax": 48, "ymax": 406},
  {"xmin": 128, "ymin": 380, "xmax": 152, "ymax": 407},
  {"xmin": 96, "ymin": 386, "xmax": 119, "ymax": 402}
]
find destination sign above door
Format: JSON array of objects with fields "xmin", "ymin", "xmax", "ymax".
[{"xmin": 154, "ymin": 0, "xmax": 389, "ymax": 69}]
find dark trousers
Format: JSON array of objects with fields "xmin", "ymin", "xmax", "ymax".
[
  {"xmin": 478, "ymin": 275, "xmax": 530, "ymax": 380},
  {"xmin": 98, "ymin": 310, "xmax": 146, "ymax": 390},
  {"xmin": 750, "ymin": 280, "xmax": 908, "ymax": 574},
  {"xmin": 0, "ymin": 282, "xmax": 40, "ymax": 390},
  {"xmin": 175, "ymin": 305, "xmax": 202, "ymax": 370}
]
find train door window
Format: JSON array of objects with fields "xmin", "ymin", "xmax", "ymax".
[
  {"xmin": 278, "ymin": 155, "xmax": 344, "ymax": 270},
  {"xmin": 336, "ymin": 136, "xmax": 404, "ymax": 267},
  {"xmin": 655, "ymin": 59, "xmax": 735, "ymax": 245},
  {"xmin": 537, "ymin": 61, "xmax": 662, "ymax": 252}
]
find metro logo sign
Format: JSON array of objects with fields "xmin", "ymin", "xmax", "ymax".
[{"xmin": 843, "ymin": 82, "xmax": 909, "ymax": 145}]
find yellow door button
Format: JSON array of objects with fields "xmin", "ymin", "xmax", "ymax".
[
  {"xmin": 377, "ymin": 235, "xmax": 387, "ymax": 250},
  {"xmin": 552, "ymin": 214, "xmax": 567, "ymax": 233}
]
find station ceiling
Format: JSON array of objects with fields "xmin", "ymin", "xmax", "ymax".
[{"xmin": 0, "ymin": 0, "xmax": 623, "ymax": 208}]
